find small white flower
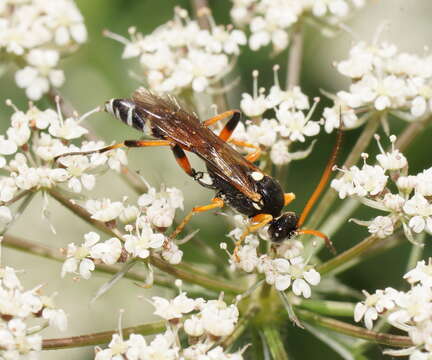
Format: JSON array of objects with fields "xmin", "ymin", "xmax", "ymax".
[
  {"xmin": 49, "ymin": 117, "xmax": 88, "ymax": 140},
  {"xmin": 161, "ymin": 242, "xmax": 183, "ymax": 264},
  {"xmin": 86, "ymin": 199, "xmax": 124, "ymax": 222},
  {"xmin": 245, "ymin": 119, "xmax": 278, "ymax": 147},
  {"xmin": 141, "ymin": 330, "xmax": 178, "ymax": 359},
  {"xmin": 331, "ymin": 168, "xmax": 357, "ymax": 199},
  {"xmin": 200, "ymin": 299, "xmax": 239, "ymax": 337},
  {"xmin": 125, "ymin": 334, "xmax": 147, "ymax": 360},
  {"xmin": 95, "ymin": 334, "xmax": 128, "ymax": 360},
  {"xmin": 119, "ymin": 205, "xmax": 140, "ymax": 223},
  {"xmin": 375, "ymin": 135, "xmax": 407, "ymax": 171},
  {"xmin": 15, "ymin": 49, "xmax": 65, "ymax": 100},
  {"xmin": 354, "ymin": 294, "xmax": 379, "ymax": 330},
  {"xmin": 289, "ymin": 257, "xmax": 321, "ymax": 299},
  {"xmin": 404, "ymin": 260, "xmax": 432, "ymax": 288},
  {"xmin": 59, "ymin": 155, "xmax": 95, "ymax": 193},
  {"xmin": 0, "ymin": 136, "xmax": 18, "ymax": 155},
  {"xmin": 416, "ymin": 168, "xmax": 432, "ymax": 196},
  {"xmin": 403, "ymin": 194, "xmax": 432, "ymax": 234},
  {"xmin": 368, "ymin": 216, "xmax": 394, "ymax": 238},
  {"xmin": 42, "ymin": 308, "xmax": 68, "ymax": 332},
  {"xmin": 90, "ymin": 238, "xmax": 122, "ymax": 265},
  {"xmin": 352, "ymin": 164, "xmax": 388, "ymax": 197},
  {"xmin": 397, "ymin": 175, "xmax": 417, "ymax": 193},
  {"xmin": 383, "ymin": 193, "xmax": 405, "ymax": 212},
  {"xmin": 61, "ymin": 232, "xmax": 102, "ymax": 279},
  {"xmin": 240, "ymin": 70, "xmax": 268, "ymax": 117},
  {"xmin": 124, "ymin": 223, "xmax": 165, "ymax": 259},
  {"xmin": 0, "ymin": 206, "xmax": 13, "ymax": 225},
  {"xmin": 236, "ymin": 244, "xmax": 259, "ymax": 272},
  {"xmin": 276, "ymin": 105, "xmax": 320, "ymax": 142},
  {"xmin": 151, "ymin": 292, "xmax": 196, "ymax": 320},
  {"xmin": 1, "ymin": 267, "xmax": 22, "ymax": 290},
  {"xmin": 184, "ymin": 315, "xmax": 204, "ymax": 337}
]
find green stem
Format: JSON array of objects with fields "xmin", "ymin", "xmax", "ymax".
[
  {"xmin": 296, "ymin": 299, "xmax": 355, "ymax": 317},
  {"xmin": 262, "ymin": 325, "xmax": 290, "ymax": 360},
  {"xmin": 318, "ymin": 235, "xmax": 381, "ymax": 275},
  {"xmin": 395, "ymin": 113, "xmax": 432, "ymax": 152},
  {"xmin": 305, "ymin": 197, "xmax": 359, "ymax": 255},
  {"xmin": 220, "ymin": 306, "xmax": 259, "ymax": 350},
  {"xmin": 0, "ymin": 189, "xmax": 34, "ymax": 206},
  {"xmin": 406, "ymin": 233, "xmax": 426, "ymax": 273},
  {"xmin": 298, "ymin": 309, "xmax": 413, "ymax": 348},
  {"xmin": 149, "ymin": 256, "xmax": 243, "ymax": 295},
  {"xmin": 320, "ymin": 231, "xmax": 404, "ymax": 276},
  {"xmin": 353, "ymin": 317, "xmax": 391, "ymax": 354},
  {"xmin": 287, "ymin": 25, "xmax": 303, "ymax": 88},
  {"xmin": 42, "ymin": 321, "xmax": 166, "ymax": 350}
]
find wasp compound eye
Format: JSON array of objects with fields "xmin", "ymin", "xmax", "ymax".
[{"xmin": 268, "ymin": 212, "xmax": 299, "ymax": 242}]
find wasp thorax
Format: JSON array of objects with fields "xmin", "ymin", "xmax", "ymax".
[{"xmin": 268, "ymin": 212, "xmax": 299, "ymax": 242}]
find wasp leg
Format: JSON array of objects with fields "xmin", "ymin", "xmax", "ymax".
[
  {"xmin": 54, "ymin": 139, "xmax": 172, "ymax": 162},
  {"xmin": 234, "ymin": 213, "xmax": 273, "ymax": 261},
  {"xmin": 284, "ymin": 193, "xmax": 296, "ymax": 206},
  {"xmin": 170, "ymin": 198, "xmax": 224, "ymax": 239},
  {"xmin": 171, "ymin": 145, "xmax": 215, "ymax": 188},
  {"xmin": 203, "ymin": 109, "xmax": 240, "ymax": 127},
  {"xmin": 171, "ymin": 144, "xmax": 195, "ymax": 177},
  {"xmin": 296, "ymin": 126, "xmax": 343, "ymax": 228},
  {"xmin": 297, "ymin": 229, "xmax": 336, "ymax": 254},
  {"xmin": 229, "ymin": 139, "xmax": 262, "ymax": 163},
  {"xmin": 218, "ymin": 111, "xmax": 241, "ymax": 141}
]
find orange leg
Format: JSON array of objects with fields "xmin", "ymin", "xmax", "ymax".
[
  {"xmin": 297, "ymin": 229, "xmax": 336, "ymax": 254},
  {"xmin": 204, "ymin": 110, "xmax": 239, "ymax": 127},
  {"xmin": 284, "ymin": 193, "xmax": 296, "ymax": 206},
  {"xmin": 170, "ymin": 198, "xmax": 224, "ymax": 239},
  {"xmin": 171, "ymin": 144, "xmax": 194, "ymax": 177},
  {"xmin": 229, "ymin": 139, "xmax": 262, "ymax": 163},
  {"xmin": 297, "ymin": 127, "xmax": 343, "ymax": 228},
  {"xmin": 55, "ymin": 139, "xmax": 172, "ymax": 161},
  {"xmin": 203, "ymin": 110, "xmax": 241, "ymax": 142},
  {"xmin": 234, "ymin": 213, "xmax": 273, "ymax": 261},
  {"xmin": 218, "ymin": 111, "xmax": 241, "ymax": 141}
]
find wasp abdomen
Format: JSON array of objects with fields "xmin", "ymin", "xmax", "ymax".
[{"xmin": 105, "ymin": 99, "xmax": 147, "ymax": 133}]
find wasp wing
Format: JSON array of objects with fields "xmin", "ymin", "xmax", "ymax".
[{"xmin": 132, "ymin": 89, "xmax": 261, "ymax": 202}]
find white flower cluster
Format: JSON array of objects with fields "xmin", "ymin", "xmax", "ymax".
[
  {"xmin": 227, "ymin": 217, "xmax": 320, "ymax": 298},
  {"xmin": 62, "ymin": 185, "xmax": 184, "ymax": 279},
  {"xmin": 0, "ymin": 101, "xmax": 126, "ymax": 226},
  {"xmin": 228, "ymin": 67, "xmax": 320, "ymax": 166},
  {"xmin": 0, "ymin": 266, "xmax": 67, "ymax": 360},
  {"xmin": 0, "ymin": 0, "xmax": 87, "ymax": 100},
  {"xmin": 323, "ymin": 41, "xmax": 432, "ymax": 133},
  {"xmin": 107, "ymin": 7, "xmax": 246, "ymax": 93},
  {"xmin": 95, "ymin": 292, "xmax": 244, "ymax": 360},
  {"xmin": 331, "ymin": 135, "xmax": 432, "ymax": 242},
  {"xmin": 231, "ymin": 0, "xmax": 366, "ymax": 52},
  {"xmin": 355, "ymin": 259, "xmax": 432, "ymax": 359}
]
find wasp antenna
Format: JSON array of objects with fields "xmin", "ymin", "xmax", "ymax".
[{"xmin": 297, "ymin": 123, "xmax": 343, "ymax": 228}]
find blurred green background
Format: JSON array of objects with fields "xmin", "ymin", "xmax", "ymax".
[{"xmin": 1, "ymin": 0, "xmax": 432, "ymax": 359}]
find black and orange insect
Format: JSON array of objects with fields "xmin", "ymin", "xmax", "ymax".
[{"xmin": 56, "ymin": 88, "xmax": 340, "ymax": 254}]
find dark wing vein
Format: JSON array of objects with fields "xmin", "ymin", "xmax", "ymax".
[{"xmin": 132, "ymin": 89, "xmax": 261, "ymax": 201}]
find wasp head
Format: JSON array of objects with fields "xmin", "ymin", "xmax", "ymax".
[{"xmin": 268, "ymin": 212, "xmax": 299, "ymax": 242}]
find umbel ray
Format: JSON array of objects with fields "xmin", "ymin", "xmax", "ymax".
[{"xmin": 56, "ymin": 88, "xmax": 342, "ymax": 255}]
